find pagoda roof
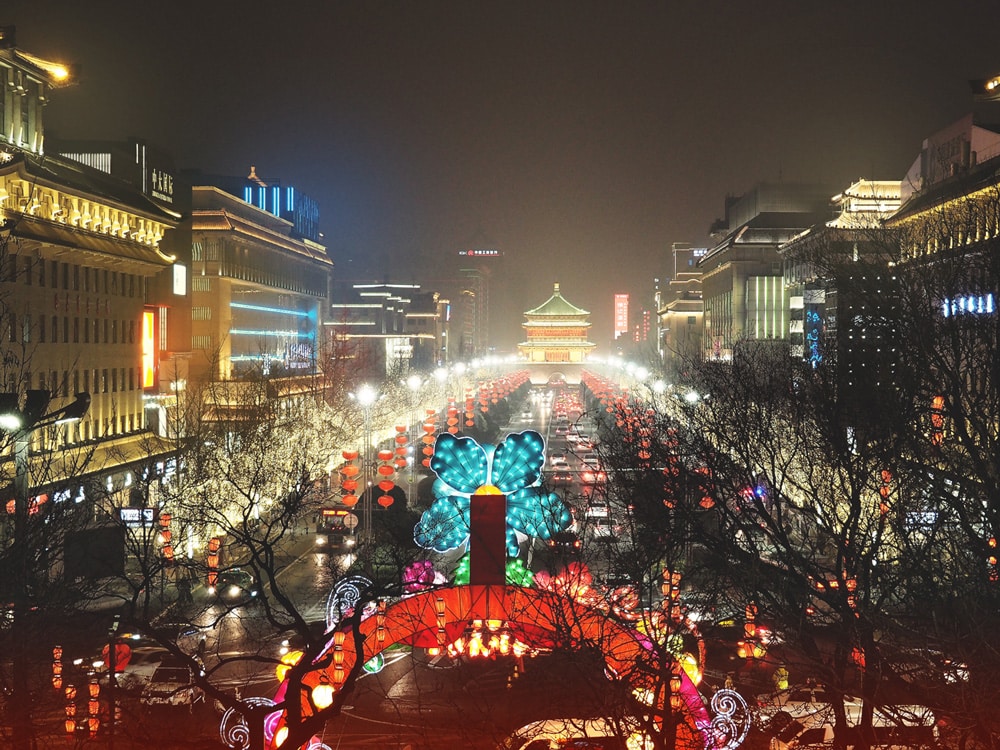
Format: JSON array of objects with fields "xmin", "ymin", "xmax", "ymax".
[{"xmin": 524, "ymin": 283, "xmax": 590, "ymax": 316}]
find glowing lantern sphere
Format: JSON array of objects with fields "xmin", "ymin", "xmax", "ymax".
[
  {"xmin": 378, "ymin": 494, "xmax": 394, "ymax": 508},
  {"xmin": 378, "ymin": 480, "xmax": 395, "ymax": 492},
  {"xmin": 342, "ymin": 495, "xmax": 359, "ymax": 508},
  {"xmin": 312, "ymin": 680, "xmax": 335, "ymax": 709},
  {"xmin": 275, "ymin": 650, "xmax": 303, "ymax": 682}
]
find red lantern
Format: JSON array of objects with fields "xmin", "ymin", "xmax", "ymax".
[
  {"xmin": 341, "ymin": 479, "xmax": 358, "ymax": 492},
  {"xmin": 341, "ymin": 464, "xmax": 360, "ymax": 478},
  {"xmin": 342, "ymin": 450, "xmax": 359, "ymax": 461},
  {"xmin": 342, "ymin": 495, "xmax": 359, "ymax": 508},
  {"xmin": 422, "ymin": 434, "xmax": 435, "ymax": 444},
  {"xmin": 394, "ymin": 457, "xmax": 407, "ymax": 468},
  {"xmin": 395, "ymin": 435, "xmax": 408, "ymax": 445},
  {"xmin": 421, "ymin": 458, "xmax": 431, "ymax": 468},
  {"xmin": 395, "ymin": 446, "xmax": 407, "ymax": 456},
  {"xmin": 465, "ymin": 420, "xmax": 475, "ymax": 427},
  {"xmin": 378, "ymin": 495, "xmax": 394, "ymax": 508},
  {"xmin": 377, "ymin": 449, "xmax": 393, "ymax": 462},
  {"xmin": 422, "ymin": 423, "xmax": 436, "ymax": 434},
  {"xmin": 395, "ymin": 425, "xmax": 407, "ymax": 433},
  {"xmin": 422, "ymin": 446, "xmax": 434, "ymax": 456},
  {"xmin": 377, "ymin": 464, "xmax": 395, "ymax": 476},
  {"xmin": 378, "ymin": 479, "xmax": 395, "ymax": 492}
]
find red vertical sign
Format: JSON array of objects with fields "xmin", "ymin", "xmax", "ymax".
[{"xmin": 469, "ymin": 486, "xmax": 506, "ymax": 586}]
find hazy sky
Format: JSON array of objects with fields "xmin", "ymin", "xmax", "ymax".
[{"xmin": 7, "ymin": 1, "xmax": 1000, "ymax": 348}]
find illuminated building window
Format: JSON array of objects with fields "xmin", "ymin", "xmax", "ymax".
[{"xmin": 192, "ymin": 306, "xmax": 212, "ymax": 321}]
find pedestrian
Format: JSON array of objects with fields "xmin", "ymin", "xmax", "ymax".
[
  {"xmin": 772, "ymin": 662, "xmax": 789, "ymax": 692},
  {"xmin": 724, "ymin": 672, "xmax": 735, "ymax": 690},
  {"xmin": 176, "ymin": 573, "xmax": 192, "ymax": 605}
]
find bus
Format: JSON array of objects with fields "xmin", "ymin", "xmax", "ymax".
[{"xmin": 315, "ymin": 507, "xmax": 358, "ymax": 551}]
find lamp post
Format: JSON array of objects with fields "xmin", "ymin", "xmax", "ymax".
[
  {"xmin": 352, "ymin": 384, "xmax": 379, "ymax": 566},
  {"xmin": 405, "ymin": 374, "xmax": 422, "ymax": 507},
  {"xmin": 1, "ymin": 390, "xmax": 91, "ymax": 750}
]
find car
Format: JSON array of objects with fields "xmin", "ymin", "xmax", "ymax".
[
  {"xmin": 585, "ymin": 501, "xmax": 610, "ymax": 519},
  {"xmin": 89, "ymin": 644, "xmax": 170, "ymax": 692},
  {"xmin": 590, "ymin": 518, "xmax": 615, "ymax": 538},
  {"xmin": 140, "ymin": 658, "xmax": 205, "ymax": 709},
  {"xmin": 545, "ymin": 531, "xmax": 582, "ymax": 554},
  {"xmin": 276, "ymin": 620, "xmax": 332, "ymax": 657},
  {"xmin": 549, "ymin": 451, "xmax": 568, "ymax": 466},
  {"xmin": 209, "ymin": 568, "xmax": 259, "ymax": 604},
  {"xmin": 580, "ymin": 469, "xmax": 607, "ymax": 485},
  {"xmin": 554, "ymin": 425, "xmax": 569, "ymax": 437},
  {"xmin": 550, "ymin": 470, "xmax": 574, "ymax": 486},
  {"xmin": 581, "ymin": 454, "xmax": 600, "ymax": 469}
]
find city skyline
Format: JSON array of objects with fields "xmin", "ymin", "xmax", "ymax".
[{"xmin": 5, "ymin": 1, "xmax": 1000, "ymax": 347}]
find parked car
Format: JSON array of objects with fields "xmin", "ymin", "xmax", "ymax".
[
  {"xmin": 766, "ymin": 698, "xmax": 939, "ymax": 750},
  {"xmin": 209, "ymin": 568, "xmax": 259, "ymax": 604},
  {"xmin": 140, "ymin": 658, "xmax": 205, "ymax": 709}
]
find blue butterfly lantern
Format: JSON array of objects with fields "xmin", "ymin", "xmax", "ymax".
[{"xmin": 414, "ymin": 431, "xmax": 571, "ymax": 557}]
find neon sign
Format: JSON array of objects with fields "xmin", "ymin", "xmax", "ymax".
[{"xmin": 141, "ymin": 310, "xmax": 156, "ymax": 389}]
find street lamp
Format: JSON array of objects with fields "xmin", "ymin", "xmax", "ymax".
[
  {"xmin": 351, "ymin": 384, "xmax": 379, "ymax": 561},
  {"xmin": 405, "ymin": 374, "xmax": 423, "ymax": 506},
  {"xmin": 1, "ymin": 389, "xmax": 91, "ymax": 750}
]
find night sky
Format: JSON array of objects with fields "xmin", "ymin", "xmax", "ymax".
[{"xmin": 6, "ymin": 1, "xmax": 1000, "ymax": 349}]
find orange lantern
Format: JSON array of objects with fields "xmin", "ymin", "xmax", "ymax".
[
  {"xmin": 377, "ymin": 449, "xmax": 393, "ymax": 462},
  {"xmin": 422, "ymin": 446, "xmax": 435, "ymax": 456},
  {"xmin": 342, "ymin": 450, "xmax": 359, "ymax": 461},
  {"xmin": 394, "ymin": 457, "xmax": 407, "ymax": 469},
  {"xmin": 376, "ymin": 464, "xmax": 395, "ymax": 476},
  {"xmin": 378, "ymin": 495, "xmax": 394, "ymax": 508},
  {"xmin": 341, "ymin": 479, "xmax": 358, "ymax": 492},
  {"xmin": 378, "ymin": 480, "xmax": 396, "ymax": 492},
  {"xmin": 395, "ymin": 435, "xmax": 408, "ymax": 445},
  {"xmin": 340, "ymin": 464, "xmax": 360, "ymax": 478},
  {"xmin": 342, "ymin": 495, "xmax": 359, "ymax": 508},
  {"xmin": 395, "ymin": 446, "xmax": 407, "ymax": 456},
  {"xmin": 396, "ymin": 425, "xmax": 407, "ymax": 433}
]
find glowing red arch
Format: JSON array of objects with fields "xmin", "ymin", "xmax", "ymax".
[{"xmin": 270, "ymin": 584, "xmax": 710, "ymax": 748}]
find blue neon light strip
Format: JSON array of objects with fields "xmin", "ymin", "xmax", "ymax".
[{"xmin": 230, "ymin": 302, "xmax": 311, "ymax": 317}]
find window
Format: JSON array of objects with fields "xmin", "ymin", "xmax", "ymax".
[
  {"xmin": 112, "ymin": 319, "xmax": 118, "ymax": 344},
  {"xmin": 84, "ymin": 317, "xmax": 89, "ymax": 343},
  {"xmin": 103, "ymin": 319, "xmax": 108, "ymax": 343},
  {"xmin": 128, "ymin": 319, "xmax": 134, "ymax": 343},
  {"xmin": 111, "ymin": 369, "xmax": 117, "ymax": 392},
  {"xmin": 129, "ymin": 274, "xmax": 135, "ymax": 297},
  {"xmin": 22, "ymin": 314, "xmax": 30, "ymax": 343},
  {"xmin": 63, "ymin": 316, "xmax": 68, "ymax": 343},
  {"xmin": 192, "ymin": 335, "xmax": 213, "ymax": 349},
  {"xmin": 93, "ymin": 318, "xmax": 99, "ymax": 343},
  {"xmin": 62, "ymin": 262, "xmax": 69, "ymax": 290},
  {"xmin": 129, "ymin": 367, "xmax": 135, "ymax": 391},
  {"xmin": 192, "ymin": 306, "xmax": 212, "ymax": 320},
  {"xmin": 39, "ymin": 315, "xmax": 45, "ymax": 343},
  {"xmin": 83, "ymin": 369, "xmax": 89, "ymax": 393},
  {"xmin": 24, "ymin": 256, "xmax": 31, "ymax": 286},
  {"xmin": 73, "ymin": 370, "xmax": 79, "ymax": 394},
  {"xmin": 73, "ymin": 317, "xmax": 79, "ymax": 343},
  {"xmin": 83, "ymin": 267, "xmax": 90, "ymax": 292},
  {"xmin": 73, "ymin": 265, "xmax": 79, "ymax": 291},
  {"xmin": 50, "ymin": 260, "xmax": 57, "ymax": 288},
  {"xmin": 192, "ymin": 277, "xmax": 211, "ymax": 292},
  {"xmin": 62, "ymin": 371, "xmax": 69, "ymax": 397},
  {"xmin": 102, "ymin": 369, "xmax": 108, "ymax": 393},
  {"xmin": 7, "ymin": 312, "xmax": 15, "ymax": 343},
  {"xmin": 51, "ymin": 316, "xmax": 58, "ymax": 342}
]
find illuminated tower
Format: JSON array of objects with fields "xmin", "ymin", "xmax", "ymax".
[{"xmin": 518, "ymin": 283, "xmax": 596, "ymax": 363}]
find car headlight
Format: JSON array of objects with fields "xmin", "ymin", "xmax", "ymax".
[
  {"xmin": 316, "ymin": 536, "xmax": 327, "ymax": 546},
  {"xmin": 228, "ymin": 585, "xmax": 240, "ymax": 597}
]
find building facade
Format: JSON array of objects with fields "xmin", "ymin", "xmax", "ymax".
[{"xmin": 699, "ymin": 183, "xmax": 833, "ymax": 360}]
